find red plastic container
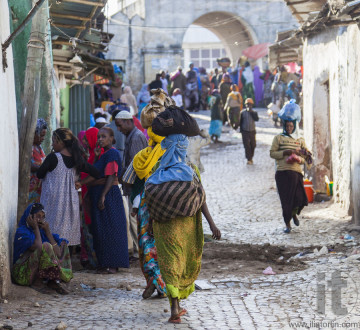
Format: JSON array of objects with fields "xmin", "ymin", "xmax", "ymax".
[{"xmin": 304, "ymin": 180, "xmax": 314, "ymax": 203}]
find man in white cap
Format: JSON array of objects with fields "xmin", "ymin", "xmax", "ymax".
[
  {"xmin": 115, "ymin": 110, "xmax": 147, "ymax": 259},
  {"xmin": 94, "ymin": 117, "xmax": 108, "ymax": 129}
]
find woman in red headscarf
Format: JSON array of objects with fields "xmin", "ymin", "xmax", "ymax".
[{"xmin": 80, "ymin": 127, "xmax": 103, "ymax": 268}]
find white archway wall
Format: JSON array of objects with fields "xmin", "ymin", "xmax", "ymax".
[
  {"xmin": 142, "ymin": 0, "xmax": 297, "ymax": 48},
  {"xmin": 191, "ymin": 11, "xmax": 258, "ymax": 64},
  {"xmin": 107, "ymin": 0, "xmax": 297, "ymax": 89}
]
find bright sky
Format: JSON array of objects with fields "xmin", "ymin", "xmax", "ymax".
[
  {"xmin": 183, "ymin": 25, "xmax": 221, "ymax": 43},
  {"xmin": 107, "ymin": 1, "xmax": 221, "ymax": 44}
]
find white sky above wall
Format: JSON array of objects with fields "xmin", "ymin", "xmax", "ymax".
[
  {"xmin": 183, "ymin": 25, "xmax": 221, "ymax": 44},
  {"xmin": 106, "ymin": 1, "xmax": 222, "ymax": 44}
]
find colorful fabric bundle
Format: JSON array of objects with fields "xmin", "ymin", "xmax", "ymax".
[
  {"xmin": 152, "ymin": 106, "xmax": 200, "ymax": 137},
  {"xmin": 145, "ymin": 174, "xmax": 205, "ymax": 223}
]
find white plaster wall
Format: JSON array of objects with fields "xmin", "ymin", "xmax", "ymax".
[
  {"xmin": 0, "ymin": 0, "xmax": 19, "ymax": 296},
  {"xmin": 107, "ymin": 0, "xmax": 297, "ymax": 92},
  {"xmin": 303, "ymin": 25, "xmax": 360, "ymax": 218}
]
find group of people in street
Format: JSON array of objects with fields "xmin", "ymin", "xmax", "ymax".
[
  {"xmin": 13, "ymin": 87, "xmax": 223, "ymax": 324},
  {"xmin": 12, "ymin": 55, "xmax": 311, "ymax": 323}
]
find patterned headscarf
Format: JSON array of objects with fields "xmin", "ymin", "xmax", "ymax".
[{"xmin": 35, "ymin": 118, "xmax": 48, "ymax": 136}]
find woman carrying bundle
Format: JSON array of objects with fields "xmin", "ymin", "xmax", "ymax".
[
  {"xmin": 130, "ymin": 127, "xmax": 167, "ymax": 299},
  {"xmin": 145, "ymin": 113, "xmax": 221, "ymax": 323},
  {"xmin": 224, "ymin": 84, "xmax": 243, "ymax": 130},
  {"xmin": 270, "ymin": 120, "xmax": 312, "ymax": 233}
]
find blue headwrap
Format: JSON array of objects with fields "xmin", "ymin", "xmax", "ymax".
[
  {"xmin": 146, "ymin": 134, "xmax": 194, "ymax": 185},
  {"xmin": 288, "ymin": 80, "xmax": 295, "ymax": 88},
  {"xmin": 13, "ymin": 203, "xmax": 67, "ymax": 264}
]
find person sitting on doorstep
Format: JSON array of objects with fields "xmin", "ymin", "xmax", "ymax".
[{"xmin": 12, "ymin": 203, "xmax": 73, "ymax": 294}]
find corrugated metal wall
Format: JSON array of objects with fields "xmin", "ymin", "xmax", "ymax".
[{"xmin": 69, "ymin": 85, "xmax": 91, "ymax": 136}]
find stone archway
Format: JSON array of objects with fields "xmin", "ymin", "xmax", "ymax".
[
  {"xmin": 107, "ymin": 0, "xmax": 296, "ymax": 90},
  {"xmin": 190, "ymin": 11, "xmax": 258, "ymax": 63}
]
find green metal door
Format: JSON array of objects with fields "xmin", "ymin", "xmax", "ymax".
[{"xmin": 69, "ymin": 85, "xmax": 91, "ymax": 136}]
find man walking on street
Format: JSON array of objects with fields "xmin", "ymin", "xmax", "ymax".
[
  {"xmin": 185, "ymin": 62, "xmax": 199, "ymax": 111},
  {"xmin": 240, "ymin": 98, "xmax": 259, "ymax": 165},
  {"xmin": 115, "ymin": 111, "xmax": 147, "ymax": 259}
]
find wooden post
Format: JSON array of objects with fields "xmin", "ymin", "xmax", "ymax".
[{"xmin": 17, "ymin": 0, "xmax": 49, "ymax": 220}]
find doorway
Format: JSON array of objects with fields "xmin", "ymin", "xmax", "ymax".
[{"xmin": 312, "ymin": 78, "xmax": 333, "ymax": 192}]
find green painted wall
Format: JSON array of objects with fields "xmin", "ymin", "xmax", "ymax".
[
  {"xmin": 8, "ymin": 0, "xmax": 32, "ymax": 127},
  {"xmin": 9, "ymin": 0, "xmax": 55, "ymax": 154},
  {"xmin": 60, "ymin": 86, "xmax": 70, "ymax": 128}
]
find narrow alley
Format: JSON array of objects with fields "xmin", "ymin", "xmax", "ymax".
[{"xmin": 1, "ymin": 109, "xmax": 359, "ymax": 330}]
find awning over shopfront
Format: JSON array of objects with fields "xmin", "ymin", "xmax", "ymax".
[
  {"xmin": 268, "ymin": 30, "xmax": 302, "ymax": 69},
  {"xmin": 49, "ymin": 0, "xmax": 114, "ymax": 85},
  {"xmin": 269, "ymin": 0, "xmax": 360, "ymax": 69},
  {"xmin": 242, "ymin": 43, "xmax": 272, "ymax": 60},
  {"xmin": 283, "ymin": 0, "xmax": 327, "ymax": 23}
]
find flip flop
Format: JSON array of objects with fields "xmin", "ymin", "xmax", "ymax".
[
  {"xmin": 168, "ymin": 316, "xmax": 181, "ymax": 324},
  {"xmin": 178, "ymin": 308, "xmax": 187, "ymax": 317},
  {"xmin": 283, "ymin": 227, "xmax": 291, "ymax": 234},
  {"xmin": 96, "ymin": 268, "xmax": 117, "ymax": 274}
]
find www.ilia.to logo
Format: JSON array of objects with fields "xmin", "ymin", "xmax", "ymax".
[{"xmin": 306, "ymin": 270, "xmax": 358, "ymax": 321}]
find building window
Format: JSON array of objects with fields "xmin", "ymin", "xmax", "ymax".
[
  {"xmin": 212, "ymin": 49, "xmax": 220, "ymax": 58},
  {"xmin": 184, "ymin": 46, "xmax": 227, "ymax": 71},
  {"xmin": 190, "ymin": 49, "xmax": 199, "ymax": 58},
  {"xmin": 193, "ymin": 60, "xmax": 200, "ymax": 68},
  {"xmin": 201, "ymin": 59, "xmax": 210, "ymax": 68},
  {"xmin": 201, "ymin": 49, "xmax": 210, "ymax": 58}
]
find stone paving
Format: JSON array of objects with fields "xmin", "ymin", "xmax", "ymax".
[{"xmin": 1, "ymin": 109, "xmax": 360, "ymax": 330}]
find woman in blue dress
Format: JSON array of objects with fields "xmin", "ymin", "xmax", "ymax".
[{"xmin": 77, "ymin": 127, "xmax": 129, "ymax": 273}]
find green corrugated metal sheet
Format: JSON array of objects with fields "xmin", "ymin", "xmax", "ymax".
[{"xmin": 69, "ymin": 85, "xmax": 91, "ymax": 136}]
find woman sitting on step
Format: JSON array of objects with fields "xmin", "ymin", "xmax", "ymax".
[{"xmin": 12, "ymin": 203, "xmax": 73, "ymax": 294}]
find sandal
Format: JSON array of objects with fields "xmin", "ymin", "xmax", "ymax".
[
  {"xmin": 96, "ymin": 268, "xmax": 117, "ymax": 274},
  {"xmin": 178, "ymin": 308, "xmax": 187, "ymax": 317},
  {"xmin": 47, "ymin": 281, "xmax": 69, "ymax": 295},
  {"xmin": 168, "ymin": 315, "xmax": 181, "ymax": 324}
]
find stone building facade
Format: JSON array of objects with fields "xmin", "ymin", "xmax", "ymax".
[
  {"xmin": 107, "ymin": 0, "xmax": 297, "ymax": 91},
  {"xmin": 302, "ymin": 24, "xmax": 360, "ymax": 221}
]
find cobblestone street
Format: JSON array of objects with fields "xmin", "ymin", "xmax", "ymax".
[{"xmin": 1, "ymin": 109, "xmax": 360, "ymax": 330}]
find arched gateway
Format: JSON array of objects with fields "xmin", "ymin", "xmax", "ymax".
[{"xmin": 107, "ymin": 0, "xmax": 296, "ymax": 90}]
